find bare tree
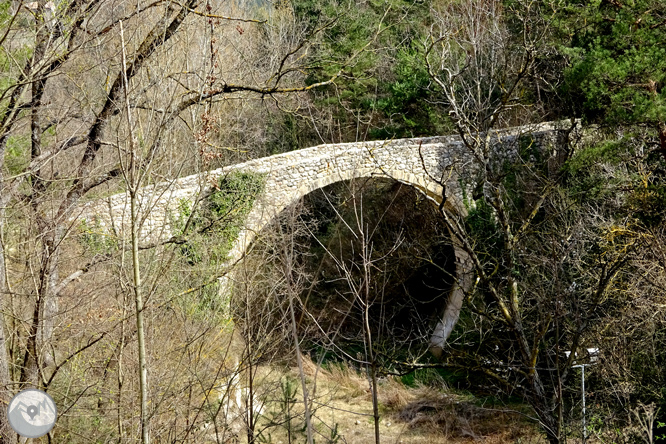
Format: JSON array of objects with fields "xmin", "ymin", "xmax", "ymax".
[
  {"xmin": 422, "ymin": 1, "xmax": 640, "ymax": 443},
  {"xmin": 273, "ymin": 203, "xmax": 316, "ymax": 444},
  {"xmin": 297, "ymin": 179, "xmax": 445, "ymax": 444},
  {"xmin": 0, "ymin": 0, "xmax": 389, "ymax": 441}
]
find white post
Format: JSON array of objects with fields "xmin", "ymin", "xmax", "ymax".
[
  {"xmin": 581, "ymin": 364, "xmax": 586, "ymax": 443},
  {"xmin": 573, "ymin": 363, "xmax": 588, "ymax": 443}
]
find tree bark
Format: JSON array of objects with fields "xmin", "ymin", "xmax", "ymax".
[
  {"xmin": 131, "ymin": 189, "xmax": 150, "ymax": 444},
  {"xmin": 0, "ymin": 204, "xmax": 14, "ymax": 440},
  {"xmin": 430, "ymin": 236, "xmax": 474, "ymax": 358}
]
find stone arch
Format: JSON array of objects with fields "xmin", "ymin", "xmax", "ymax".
[
  {"xmin": 224, "ymin": 166, "xmax": 472, "ymax": 356},
  {"xmin": 226, "ymin": 165, "xmax": 464, "ymax": 263},
  {"xmin": 76, "ymin": 122, "xmax": 568, "ymax": 355}
]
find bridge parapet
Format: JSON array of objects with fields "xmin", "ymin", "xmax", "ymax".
[{"xmin": 74, "ymin": 120, "xmax": 569, "ymax": 256}]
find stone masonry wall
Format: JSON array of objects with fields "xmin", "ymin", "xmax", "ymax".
[{"xmin": 74, "ymin": 120, "xmax": 568, "ymax": 266}]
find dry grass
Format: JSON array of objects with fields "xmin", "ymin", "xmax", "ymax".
[
  {"xmin": 394, "ymin": 388, "xmax": 537, "ymax": 443},
  {"xmin": 253, "ymin": 358, "xmax": 545, "ymax": 444}
]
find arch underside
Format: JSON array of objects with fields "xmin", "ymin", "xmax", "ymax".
[{"xmin": 225, "ymin": 168, "xmax": 474, "ymax": 355}]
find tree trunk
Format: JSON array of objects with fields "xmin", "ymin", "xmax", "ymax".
[
  {"xmin": 430, "ymin": 235, "xmax": 474, "ymax": 358},
  {"xmin": 532, "ymin": 397, "xmax": 562, "ymax": 444},
  {"xmin": 0, "ymin": 203, "xmax": 14, "ymax": 439},
  {"xmin": 131, "ymin": 190, "xmax": 150, "ymax": 444}
]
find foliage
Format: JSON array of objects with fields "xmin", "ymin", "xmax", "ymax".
[
  {"xmin": 169, "ymin": 172, "xmax": 265, "ymax": 321},
  {"xmin": 259, "ymin": 376, "xmax": 301, "ymax": 443},
  {"xmin": 4, "ymin": 134, "xmax": 29, "ymax": 175},
  {"xmin": 399, "ymin": 368, "xmax": 448, "ymax": 389},
  {"xmin": 372, "ymin": 47, "xmax": 452, "ymax": 138},
  {"xmin": 284, "ymin": 0, "xmax": 451, "ymax": 143},
  {"xmin": 77, "ymin": 219, "xmax": 118, "ymax": 255},
  {"xmin": 556, "ymin": 0, "xmax": 666, "ymax": 127},
  {"xmin": 174, "ymin": 171, "xmax": 265, "ymax": 265}
]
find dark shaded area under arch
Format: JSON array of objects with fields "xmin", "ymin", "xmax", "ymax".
[{"xmin": 254, "ymin": 177, "xmax": 457, "ymax": 364}]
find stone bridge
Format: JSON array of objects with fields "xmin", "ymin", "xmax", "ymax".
[{"xmin": 75, "ymin": 121, "xmax": 572, "ymax": 355}]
